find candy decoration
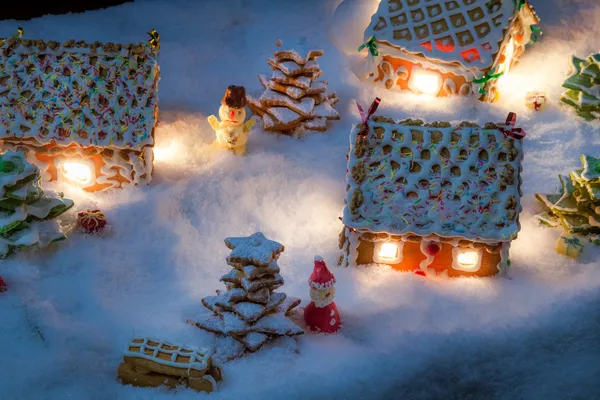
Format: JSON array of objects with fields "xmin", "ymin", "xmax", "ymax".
[
  {"xmin": 413, "ymin": 269, "xmax": 426, "ymax": 277},
  {"xmin": 499, "ymin": 112, "xmax": 526, "ymax": 140},
  {"xmin": 529, "ymin": 25, "xmax": 542, "ymax": 43},
  {"xmin": 147, "ymin": 29, "xmax": 160, "ymax": 50},
  {"xmin": 356, "ymin": 97, "xmax": 381, "ymax": 139},
  {"xmin": 526, "ymin": 91, "xmax": 547, "ymax": 112},
  {"xmin": 0, "ymin": 276, "xmax": 7, "ymax": 293},
  {"xmin": 425, "ymin": 242, "xmax": 441, "ymax": 256},
  {"xmin": 556, "ymin": 235, "xmax": 584, "ymax": 259},
  {"xmin": 77, "ymin": 209, "xmax": 107, "ymax": 234},
  {"xmin": 358, "ymin": 36, "xmax": 379, "ymax": 57},
  {"xmin": 472, "ymin": 67, "xmax": 504, "ymax": 94}
]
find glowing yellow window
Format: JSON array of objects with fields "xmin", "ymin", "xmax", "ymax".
[{"xmin": 373, "ymin": 241, "xmax": 404, "ymax": 264}]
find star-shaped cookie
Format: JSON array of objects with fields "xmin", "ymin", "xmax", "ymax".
[{"xmin": 224, "ymin": 232, "xmax": 284, "ymax": 267}]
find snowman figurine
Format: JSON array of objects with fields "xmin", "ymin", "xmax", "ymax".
[
  {"xmin": 208, "ymin": 85, "xmax": 255, "ymax": 155},
  {"xmin": 303, "ymin": 256, "xmax": 341, "ymax": 334}
]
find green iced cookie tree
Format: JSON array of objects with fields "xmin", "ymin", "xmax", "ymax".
[
  {"xmin": 561, "ymin": 52, "xmax": 600, "ymax": 121},
  {"xmin": 0, "ymin": 151, "xmax": 74, "ymax": 258},
  {"xmin": 535, "ymin": 155, "xmax": 600, "ymax": 235}
]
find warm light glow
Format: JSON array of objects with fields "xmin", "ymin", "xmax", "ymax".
[
  {"xmin": 408, "ymin": 67, "xmax": 443, "ymax": 96},
  {"xmin": 457, "ymin": 251, "xmax": 479, "ymax": 267},
  {"xmin": 153, "ymin": 140, "xmax": 178, "ymax": 162},
  {"xmin": 373, "ymin": 241, "xmax": 403, "ymax": 264},
  {"xmin": 452, "ymin": 248, "xmax": 482, "ymax": 272},
  {"xmin": 58, "ymin": 160, "xmax": 94, "ymax": 186},
  {"xmin": 497, "ymin": 38, "xmax": 516, "ymax": 89},
  {"xmin": 379, "ymin": 243, "xmax": 399, "ymax": 259}
]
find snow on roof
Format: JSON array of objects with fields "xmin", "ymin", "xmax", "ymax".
[
  {"xmin": 342, "ymin": 116, "xmax": 524, "ymax": 242},
  {"xmin": 364, "ymin": 0, "xmax": 518, "ymax": 71},
  {"xmin": 0, "ymin": 37, "xmax": 159, "ymax": 151}
]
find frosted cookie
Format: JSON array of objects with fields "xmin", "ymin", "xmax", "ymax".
[
  {"xmin": 267, "ymin": 58, "xmax": 322, "ymax": 77},
  {"xmin": 246, "ymin": 287, "xmax": 270, "ymax": 304},
  {"xmin": 242, "ymin": 262, "xmax": 280, "ymax": 280},
  {"xmin": 233, "ymin": 332, "xmax": 268, "ymax": 352},
  {"xmin": 271, "ymin": 70, "xmax": 312, "ymax": 90},
  {"xmin": 304, "ymin": 117, "xmax": 328, "ymax": 132},
  {"xmin": 312, "ymin": 101, "xmax": 340, "ymax": 120},
  {"xmin": 247, "ymin": 94, "xmax": 267, "ymax": 117},
  {"xmin": 258, "ymin": 74, "xmax": 306, "ymax": 100},
  {"xmin": 259, "ymin": 89, "xmax": 315, "ymax": 116},
  {"xmin": 225, "ymin": 232, "xmax": 284, "ymax": 267},
  {"xmin": 274, "ymin": 48, "xmax": 324, "ymax": 65},
  {"xmin": 264, "ymin": 107, "xmax": 307, "ymax": 131},
  {"xmin": 252, "ymin": 313, "xmax": 304, "ymax": 336},
  {"xmin": 231, "ymin": 302, "xmax": 266, "ymax": 323},
  {"xmin": 241, "ymin": 274, "xmax": 284, "ymax": 293},
  {"xmin": 219, "ymin": 269, "xmax": 244, "ymax": 284}
]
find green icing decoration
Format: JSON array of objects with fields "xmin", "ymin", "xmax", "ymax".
[
  {"xmin": 535, "ymin": 154, "xmax": 600, "ymax": 236},
  {"xmin": 560, "ymin": 52, "xmax": 600, "ymax": 121},
  {"xmin": 0, "ymin": 152, "xmax": 74, "ymax": 258}
]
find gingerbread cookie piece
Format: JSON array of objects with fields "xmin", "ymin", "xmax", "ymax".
[
  {"xmin": 241, "ymin": 274, "xmax": 284, "ymax": 293},
  {"xmin": 117, "ymin": 338, "xmax": 221, "ymax": 393},
  {"xmin": 260, "ymin": 89, "xmax": 315, "ymax": 117},
  {"xmin": 312, "ymin": 100, "xmax": 340, "ymax": 120},
  {"xmin": 271, "ymin": 70, "xmax": 313, "ymax": 90},
  {"xmin": 259, "ymin": 74, "xmax": 306, "ymax": 100},
  {"xmin": 274, "ymin": 48, "xmax": 324, "ymax": 65},
  {"xmin": 304, "ymin": 117, "xmax": 328, "ymax": 132},
  {"xmin": 242, "ymin": 262, "xmax": 281, "ymax": 280},
  {"xmin": 233, "ymin": 332, "xmax": 269, "ymax": 352},
  {"xmin": 225, "ymin": 232, "xmax": 284, "ymax": 267},
  {"xmin": 267, "ymin": 58, "xmax": 322, "ymax": 77},
  {"xmin": 264, "ymin": 107, "xmax": 307, "ymax": 131}
]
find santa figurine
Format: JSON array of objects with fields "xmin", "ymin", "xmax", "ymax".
[
  {"xmin": 303, "ymin": 256, "xmax": 341, "ymax": 334},
  {"xmin": 208, "ymin": 85, "xmax": 255, "ymax": 155}
]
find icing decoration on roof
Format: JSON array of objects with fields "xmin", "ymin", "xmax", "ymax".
[
  {"xmin": 364, "ymin": 0, "xmax": 518, "ymax": 70},
  {"xmin": 343, "ymin": 117, "xmax": 524, "ymax": 242},
  {"xmin": 0, "ymin": 28, "xmax": 160, "ymax": 151}
]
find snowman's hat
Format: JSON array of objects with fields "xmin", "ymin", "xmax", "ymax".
[
  {"xmin": 309, "ymin": 256, "xmax": 336, "ymax": 289},
  {"xmin": 221, "ymin": 85, "xmax": 247, "ymax": 109}
]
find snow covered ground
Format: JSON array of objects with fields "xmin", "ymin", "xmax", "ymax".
[{"xmin": 1, "ymin": 0, "xmax": 600, "ymax": 398}]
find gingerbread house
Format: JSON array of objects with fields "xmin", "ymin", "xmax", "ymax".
[
  {"xmin": 0, "ymin": 29, "xmax": 160, "ymax": 192},
  {"xmin": 364, "ymin": 0, "xmax": 539, "ymax": 101},
  {"xmin": 339, "ymin": 116, "xmax": 524, "ymax": 277}
]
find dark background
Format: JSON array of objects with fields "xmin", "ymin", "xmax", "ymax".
[{"xmin": 1, "ymin": 1, "xmax": 132, "ymax": 21}]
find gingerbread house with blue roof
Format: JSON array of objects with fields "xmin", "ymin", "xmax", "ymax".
[
  {"xmin": 0, "ymin": 29, "xmax": 160, "ymax": 192},
  {"xmin": 339, "ymin": 115, "xmax": 524, "ymax": 277}
]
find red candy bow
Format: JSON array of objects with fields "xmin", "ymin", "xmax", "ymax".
[
  {"xmin": 356, "ymin": 97, "xmax": 381, "ymax": 139},
  {"xmin": 77, "ymin": 209, "xmax": 107, "ymax": 234},
  {"xmin": 500, "ymin": 112, "xmax": 526, "ymax": 140}
]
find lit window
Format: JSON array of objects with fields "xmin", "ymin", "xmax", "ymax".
[
  {"xmin": 55, "ymin": 158, "xmax": 95, "ymax": 186},
  {"xmin": 408, "ymin": 67, "xmax": 443, "ymax": 96},
  {"xmin": 373, "ymin": 241, "xmax": 403, "ymax": 264},
  {"xmin": 452, "ymin": 248, "xmax": 483, "ymax": 272}
]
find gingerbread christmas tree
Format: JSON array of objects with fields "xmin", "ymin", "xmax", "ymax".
[
  {"xmin": 188, "ymin": 232, "xmax": 303, "ymax": 360},
  {"xmin": 561, "ymin": 52, "xmax": 600, "ymax": 121},
  {"xmin": 0, "ymin": 151, "xmax": 74, "ymax": 258},
  {"xmin": 247, "ymin": 41, "xmax": 340, "ymax": 135},
  {"xmin": 536, "ymin": 154, "xmax": 600, "ymax": 235}
]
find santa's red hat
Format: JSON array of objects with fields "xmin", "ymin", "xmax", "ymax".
[{"xmin": 309, "ymin": 256, "xmax": 336, "ymax": 289}]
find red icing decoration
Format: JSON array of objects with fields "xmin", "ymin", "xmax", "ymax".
[
  {"xmin": 420, "ymin": 41, "xmax": 433, "ymax": 52},
  {"xmin": 481, "ymin": 42, "xmax": 492, "ymax": 51},
  {"xmin": 77, "ymin": 209, "xmax": 107, "ymax": 234},
  {"xmin": 461, "ymin": 48, "xmax": 482, "ymax": 63},
  {"xmin": 414, "ymin": 269, "xmax": 426, "ymax": 277},
  {"xmin": 426, "ymin": 243, "xmax": 441, "ymax": 256},
  {"xmin": 0, "ymin": 276, "xmax": 7, "ymax": 293},
  {"xmin": 435, "ymin": 38, "xmax": 455, "ymax": 52},
  {"xmin": 303, "ymin": 301, "xmax": 341, "ymax": 334}
]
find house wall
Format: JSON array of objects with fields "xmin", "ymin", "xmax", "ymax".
[
  {"xmin": 0, "ymin": 141, "xmax": 152, "ymax": 192},
  {"xmin": 372, "ymin": 55, "xmax": 472, "ymax": 97},
  {"xmin": 351, "ymin": 234, "xmax": 504, "ymax": 277}
]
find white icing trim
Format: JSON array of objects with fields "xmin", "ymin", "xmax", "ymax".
[
  {"xmin": 124, "ymin": 338, "xmax": 213, "ymax": 374},
  {"xmin": 451, "ymin": 247, "xmax": 483, "ymax": 273},
  {"xmin": 497, "ymin": 242, "xmax": 510, "ymax": 276},
  {"xmin": 419, "ymin": 236, "xmax": 440, "ymax": 276}
]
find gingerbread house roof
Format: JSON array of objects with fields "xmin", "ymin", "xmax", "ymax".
[
  {"xmin": 365, "ymin": 0, "xmax": 524, "ymax": 71},
  {"xmin": 0, "ymin": 35, "xmax": 160, "ymax": 151},
  {"xmin": 342, "ymin": 117, "xmax": 524, "ymax": 243}
]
